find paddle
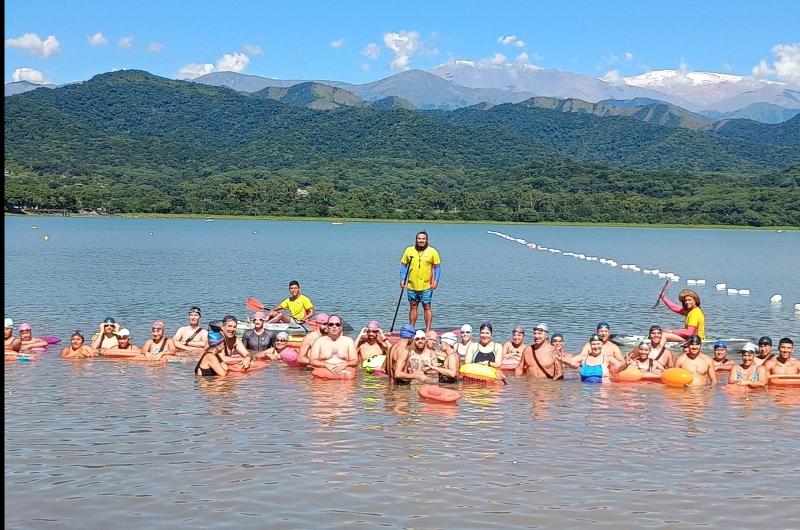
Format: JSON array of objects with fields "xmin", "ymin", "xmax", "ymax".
[
  {"xmin": 390, "ymin": 256, "xmax": 413, "ymax": 332},
  {"xmin": 652, "ymin": 279, "xmax": 670, "ymax": 308},
  {"xmin": 246, "ymin": 296, "xmax": 268, "ymax": 312}
]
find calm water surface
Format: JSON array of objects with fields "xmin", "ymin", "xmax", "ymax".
[{"xmin": 5, "ymin": 217, "xmax": 800, "ymax": 528}]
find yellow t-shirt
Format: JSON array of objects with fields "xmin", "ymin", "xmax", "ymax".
[
  {"xmin": 401, "ymin": 246, "xmax": 441, "ymax": 291},
  {"xmin": 280, "ymin": 294, "xmax": 313, "ymax": 320},
  {"xmin": 685, "ymin": 307, "xmax": 705, "ymax": 340}
]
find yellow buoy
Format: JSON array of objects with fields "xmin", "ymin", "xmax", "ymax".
[{"xmin": 661, "ymin": 368, "xmax": 693, "ymax": 388}]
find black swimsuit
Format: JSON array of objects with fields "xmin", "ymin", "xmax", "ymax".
[{"xmin": 194, "ymin": 351, "xmax": 223, "ymax": 376}]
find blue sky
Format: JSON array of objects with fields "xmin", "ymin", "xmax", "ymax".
[{"xmin": 5, "ymin": 0, "xmax": 800, "ymax": 86}]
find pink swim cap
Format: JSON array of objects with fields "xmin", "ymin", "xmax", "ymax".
[
  {"xmin": 253, "ymin": 311, "xmax": 268, "ymax": 321},
  {"xmin": 152, "ymin": 320, "xmax": 165, "ymax": 330},
  {"xmin": 367, "ymin": 320, "xmax": 380, "ymax": 330},
  {"xmin": 19, "ymin": 323, "xmax": 32, "ymax": 331}
]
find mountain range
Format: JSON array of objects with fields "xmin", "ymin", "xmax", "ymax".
[{"xmin": 8, "ymin": 63, "xmax": 799, "ymax": 124}]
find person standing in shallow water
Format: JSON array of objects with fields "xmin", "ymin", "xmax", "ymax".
[{"xmin": 400, "ymin": 231, "xmax": 441, "ymax": 332}]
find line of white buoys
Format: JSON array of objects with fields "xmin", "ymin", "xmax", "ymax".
[
  {"xmin": 770, "ymin": 294, "xmax": 783, "ymax": 303},
  {"xmin": 696, "ymin": 279, "xmax": 706, "ymax": 285},
  {"xmin": 658, "ymin": 272, "xmax": 667, "ymax": 278},
  {"xmin": 716, "ymin": 283, "xmax": 727, "ymax": 291},
  {"xmin": 727, "ymin": 288, "xmax": 739, "ymax": 295},
  {"xmin": 738, "ymin": 289, "xmax": 750, "ymax": 296}
]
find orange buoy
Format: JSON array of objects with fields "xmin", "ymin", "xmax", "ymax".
[
  {"xmin": 661, "ymin": 368, "xmax": 693, "ymax": 388},
  {"xmin": 311, "ymin": 366, "xmax": 355, "ymax": 380},
  {"xmin": 418, "ymin": 384, "xmax": 461, "ymax": 403},
  {"xmin": 768, "ymin": 375, "xmax": 800, "ymax": 387},
  {"xmin": 611, "ymin": 365, "xmax": 643, "ymax": 382}
]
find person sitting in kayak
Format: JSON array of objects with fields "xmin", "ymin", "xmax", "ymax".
[
  {"xmin": 659, "ymin": 289, "xmax": 705, "ymax": 343},
  {"xmin": 268, "ymin": 280, "xmax": 314, "ymax": 324}
]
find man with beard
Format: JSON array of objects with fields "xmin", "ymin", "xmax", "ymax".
[
  {"xmin": 675, "ymin": 334, "xmax": 717, "ymax": 387},
  {"xmin": 400, "ymin": 231, "xmax": 441, "ymax": 332},
  {"xmin": 516, "ymin": 323, "xmax": 563, "ymax": 379}
]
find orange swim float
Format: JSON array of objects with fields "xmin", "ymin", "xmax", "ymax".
[
  {"xmin": 661, "ymin": 368, "xmax": 694, "ymax": 388},
  {"xmin": 311, "ymin": 367, "xmax": 355, "ymax": 380},
  {"xmin": 418, "ymin": 384, "xmax": 461, "ymax": 403},
  {"xmin": 768, "ymin": 375, "xmax": 800, "ymax": 387},
  {"xmin": 228, "ymin": 359, "xmax": 268, "ymax": 372},
  {"xmin": 610, "ymin": 366, "xmax": 643, "ymax": 382}
]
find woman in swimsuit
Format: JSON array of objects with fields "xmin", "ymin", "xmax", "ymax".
[
  {"xmin": 427, "ymin": 331, "xmax": 460, "ymax": 384},
  {"xmin": 628, "ymin": 341, "xmax": 665, "ymax": 374},
  {"xmin": 561, "ymin": 334, "xmax": 624, "ymax": 382},
  {"xmin": 501, "ymin": 325, "xmax": 527, "ymax": 369},
  {"xmin": 99, "ymin": 328, "xmax": 141, "ymax": 357},
  {"xmin": 139, "ymin": 320, "xmax": 177, "ymax": 362},
  {"xmin": 465, "ymin": 322, "xmax": 506, "ymax": 383},
  {"xmin": 194, "ymin": 332, "xmax": 229, "ymax": 376},
  {"xmin": 726, "ymin": 345, "xmax": 767, "ymax": 388}
]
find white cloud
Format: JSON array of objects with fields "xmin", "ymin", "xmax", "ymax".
[
  {"xmin": 516, "ymin": 51, "xmax": 529, "ymax": 64},
  {"xmin": 175, "ymin": 51, "xmax": 251, "ymax": 80},
  {"xmin": 771, "ymin": 42, "xmax": 800, "ymax": 85},
  {"xmin": 12, "ymin": 67, "xmax": 50, "ymax": 84},
  {"xmin": 624, "ymin": 51, "xmax": 634, "ymax": 61},
  {"xmin": 383, "ymin": 30, "xmax": 420, "ymax": 70},
  {"xmin": 118, "ymin": 36, "xmax": 134, "ymax": 50},
  {"xmin": 360, "ymin": 63, "xmax": 370, "ymax": 71},
  {"xmin": 330, "ymin": 38, "xmax": 345, "ymax": 49},
  {"xmin": 5, "ymin": 33, "xmax": 61, "ymax": 58},
  {"xmin": 242, "ymin": 44, "xmax": 264, "ymax": 56},
  {"xmin": 497, "ymin": 34, "xmax": 525, "ymax": 47},
  {"xmin": 362, "ymin": 43, "xmax": 380, "ymax": 59},
  {"xmin": 176, "ymin": 63, "xmax": 215, "ymax": 80},
  {"xmin": 148, "ymin": 42, "xmax": 165, "ymax": 53},
  {"xmin": 87, "ymin": 32, "xmax": 107, "ymax": 47},
  {"xmin": 488, "ymin": 53, "xmax": 508, "ymax": 66},
  {"xmin": 603, "ymin": 69, "xmax": 622, "ymax": 83},
  {"xmin": 216, "ymin": 52, "xmax": 249, "ymax": 72},
  {"xmin": 752, "ymin": 59, "xmax": 774, "ymax": 78}
]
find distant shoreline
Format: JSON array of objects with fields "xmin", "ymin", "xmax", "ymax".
[{"xmin": 6, "ymin": 212, "xmax": 798, "ymax": 231}]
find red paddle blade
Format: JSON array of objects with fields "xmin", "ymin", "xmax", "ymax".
[
  {"xmin": 246, "ymin": 297, "xmax": 265, "ymax": 312},
  {"xmin": 652, "ymin": 279, "xmax": 670, "ymax": 308}
]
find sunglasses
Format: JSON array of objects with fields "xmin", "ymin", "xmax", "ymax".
[
  {"xmin": 152, "ymin": 327, "xmax": 163, "ymax": 331},
  {"xmin": 105, "ymin": 324, "xmax": 115, "ymax": 327},
  {"xmin": 253, "ymin": 318, "xmax": 265, "ymax": 322},
  {"xmin": 552, "ymin": 339, "xmax": 564, "ymax": 342},
  {"xmin": 328, "ymin": 322, "xmax": 342, "ymax": 327},
  {"xmin": 276, "ymin": 339, "xmax": 287, "ymax": 343}
]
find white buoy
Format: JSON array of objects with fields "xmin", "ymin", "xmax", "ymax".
[
  {"xmin": 644, "ymin": 269, "xmax": 652, "ymax": 274},
  {"xmin": 727, "ymin": 288, "xmax": 739, "ymax": 295},
  {"xmin": 770, "ymin": 294, "xmax": 782, "ymax": 303},
  {"xmin": 670, "ymin": 275, "xmax": 680, "ymax": 282},
  {"xmin": 716, "ymin": 283, "xmax": 727, "ymax": 291},
  {"xmin": 578, "ymin": 255, "xmax": 586, "ymax": 260},
  {"xmin": 687, "ymin": 280, "xmax": 697, "ymax": 285},
  {"xmin": 32, "ymin": 225, "xmax": 38, "ymax": 229},
  {"xmin": 738, "ymin": 289, "xmax": 750, "ymax": 296},
  {"xmin": 696, "ymin": 280, "xmax": 706, "ymax": 285},
  {"xmin": 658, "ymin": 272, "xmax": 667, "ymax": 278},
  {"xmin": 652, "ymin": 269, "xmax": 661, "ymax": 275},
  {"xmin": 795, "ymin": 303, "xmax": 800, "ymax": 313},
  {"xmin": 43, "ymin": 235, "xmax": 49, "ymax": 241}
]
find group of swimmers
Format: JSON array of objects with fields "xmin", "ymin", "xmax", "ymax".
[{"xmin": 6, "ymin": 306, "xmax": 798, "ymax": 390}]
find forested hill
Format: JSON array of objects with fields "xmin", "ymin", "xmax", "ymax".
[{"xmin": 4, "ymin": 70, "xmax": 799, "ymax": 226}]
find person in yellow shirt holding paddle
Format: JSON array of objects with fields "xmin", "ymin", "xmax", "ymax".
[
  {"xmin": 268, "ymin": 280, "xmax": 315, "ymax": 324},
  {"xmin": 399, "ymin": 231, "xmax": 441, "ymax": 332}
]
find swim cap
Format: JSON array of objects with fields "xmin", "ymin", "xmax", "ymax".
[
  {"xmin": 400, "ymin": 324, "xmax": 416, "ymax": 339},
  {"xmin": 741, "ymin": 342, "xmax": 758, "ymax": 353},
  {"xmin": 758, "ymin": 336, "xmax": 772, "ymax": 346},
  {"xmin": 4, "ymin": 318, "xmax": 13, "ymax": 328},
  {"xmin": 513, "ymin": 325, "xmax": 525, "ymax": 334},
  {"xmin": 685, "ymin": 334, "xmax": 702, "ymax": 345},
  {"xmin": 19, "ymin": 323, "xmax": 32, "ymax": 331},
  {"xmin": 208, "ymin": 332, "xmax": 224, "ymax": 347},
  {"xmin": 534, "ymin": 323, "xmax": 549, "ymax": 333},
  {"xmin": 117, "ymin": 328, "xmax": 131, "ymax": 337},
  {"xmin": 413, "ymin": 329, "xmax": 427, "ymax": 340},
  {"xmin": 152, "ymin": 320, "xmax": 165, "ymax": 330},
  {"xmin": 315, "ymin": 313, "xmax": 330, "ymax": 324},
  {"xmin": 460, "ymin": 324, "xmax": 473, "ymax": 333},
  {"xmin": 589, "ymin": 334, "xmax": 602, "ymax": 342},
  {"xmin": 276, "ymin": 331, "xmax": 289, "ymax": 340},
  {"xmin": 551, "ymin": 333, "xmax": 564, "ymax": 341},
  {"xmin": 189, "ymin": 306, "xmax": 202, "ymax": 316},
  {"xmin": 649, "ymin": 325, "xmax": 662, "ymax": 333},
  {"xmin": 367, "ymin": 320, "xmax": 381, "ymax": 330},
  {"xmin": 103, "ymin": 317, "xmax": 116, "ymax": 324},
  {"xmin": 638, "ymin": 340, "xmax": 652, "ymax": 349},
  {"xmin": 479, "ymin": 321, "xmax": 493, "ymax": 333},
  {"xmin": 253, "ymin": 311, "xmax": 268, "ymax": 321},
  {"xmin": 713, "ymin": 340, "xmax": 727, "ymax": 350},
  {"xmin": 440, "ymin": 332, "xmax": 458, "ymax": 346},
  {"xmin": 596, "ymin": 321, "xmax": 610, "ymax": 330}
]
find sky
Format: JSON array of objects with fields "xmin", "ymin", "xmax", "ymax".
[{"xmin": 5, "ymin": 0, "xmax": 800, "ymax": 87}]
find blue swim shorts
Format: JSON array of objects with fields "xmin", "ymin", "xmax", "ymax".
[{"xmin": 407, "ymin": 288, "xmax": 433, "ymax": 305}]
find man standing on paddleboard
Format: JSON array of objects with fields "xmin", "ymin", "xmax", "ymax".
[{"xmin": 400, "ymin": 231, "xmax": 441, "ymax": 332}]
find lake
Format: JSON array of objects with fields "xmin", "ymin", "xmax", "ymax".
[{"xmin": 4, "ymin": 216, "xmax": 800, "ymax": 528}]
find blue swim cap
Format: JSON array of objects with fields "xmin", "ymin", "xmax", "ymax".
[
  {"xmin": 714, "ymin": 340, "xmax": 727, "ymax": 349},
  {"xmin": 208, "ymin": 332, "xmax": 224, "ymax": 347},
  {"xmin": 399, "ymin": 324, "xmax": 416, "ymax": 339}
]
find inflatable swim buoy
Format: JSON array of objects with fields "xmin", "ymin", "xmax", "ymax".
[
  {"xmin": 661, "ymin": 368, "xmax": 693, "ymax": 388},
  {"xmin": 279, "ymin": 347, "xmax": 299, "ymax": 366},
  {"xmin": 43, "ymin": 336, "xmax": 61, "ymax": 345},
  {"xmin": 500, "ymin": 359, "xmax": 520, "ymax": 371},
  {"xmin": 611, "ymin": 365, "xmax": 643, "ymax": 382},
  {"xmin": 768, "ymin": 375, "xmax": 800, "ymax": 387},
  {"xmin": 640, "ymin": 373, "xmax": 664, "ymax": 383},
  {"xmin": 228, "ymin": 359, "xmax": 268, "ymax": 373},
  {"xmin": 361, "ymin": 354, "xmax": 386, "ymax": 373},
  {"xmin": 418, "ymin": 384, "xmax": 461, "ymax": 403},
  {"xmin": 459, "ymin": 362, "xmax": 501, "ymax": 382},
  {"xmin": 312, "ymin": 367, "xmax": 355, "ymax": 380}
]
